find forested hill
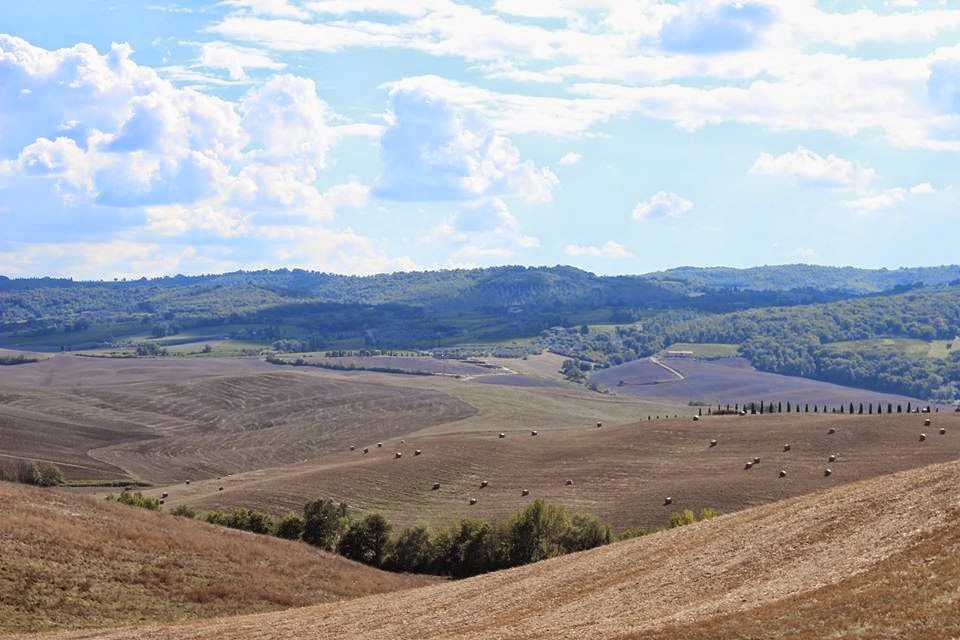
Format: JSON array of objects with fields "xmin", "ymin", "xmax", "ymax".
[
  {"xmin": 2, "ymin": 264, "xmax": 959, "ymax": 359},
  {"xmin": 644, "ymin": 264, "xmax": 960, "ymax": 294}
]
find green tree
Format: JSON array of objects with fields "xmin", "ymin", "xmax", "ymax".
[
  {"xmin": 506, "ymin": 499, "xmax": 571, "ymax": 565},
  {"xmin": 560, "ymin": 513, "xmax": 614, "ymax": 552},
  {"xmin": 302, "ymin": 499, "xmax": 348, "ymax": 550},
  {"xmin": 276, "ymin": 512, "xmax": 305, "ymax": 540},
  {"xmin": 338, "ymin": 513, "xmax": 392, "ymax": 566},
  {"xmin": 387, "ymin": 524, "xmax": 438, "ymax": 573}
]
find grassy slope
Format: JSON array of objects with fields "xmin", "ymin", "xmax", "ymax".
[
  {"xmin": 0, "ymin": 482, "xmax": 434, "ymax": 635},
  {"xmin": 27, "ymin": 454, "xmax": 960, "ymax": 640}
]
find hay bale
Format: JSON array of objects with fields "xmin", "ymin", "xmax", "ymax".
[
  {"xmin": 663, "ymin": 496, "xmax": 673, "ymax": 506},
  {"xmin": 531, "ymin": 430, "xmax": 539, "ymax": 436},
  {"xmin": 469, "ymin": 497, "xmax": 478, "ymax": 505},
  {"xmin": 596, "ymin": 421, "xmax": 603, "ymax": 428},
  {"xmin": 939, "ymin": 428, "xmax": 947, "ymax": 435},
  {"xmin": 480, "ymin": 480, "xmax": 489, "ymax": 488},
  {"xmin": 753, "ymin": 456, "xmax": 761, "ymax": 464},
  {"xmin": 565, "ymin": 479, "xmax": 574, "ymax": 486},
  {"xmin": 160, "ymin": 492, "xmax": 168, "ymax": 499},
  {"xmin": 521, "ymin": 488, "xmax": 529, "ymax": 496},
  {"xmin": 414, "ymin": 449, "xmax": 422, "ymax": 456},
  {"xmin": 828, "ymin": 428, "xmax": 836, "ymax": 435},
  {"xmin": 824, "ymin": 468, "xmax": 832, "ymax": 476},
  {"xmin": 362, "ymin": 447, "xmax": 369, "ymax": 454},
  {"xmin": 693, "ymin": 415, "xmax": 700, "ymax": 422},
  {"xmin": 709, "ymin": 439, "xmax": 718, "ymax": 447},
  {"xmin": 377, "ymin": 442, "xmax": 383, "ymax": 448},
  {"xmin": 498, "ymin": 432, "xmax": 506, "ymax": 439},
  {"xmin": 744, "ymin": 461, "xmax": 753, "ymax": 470},
  {"xmin": 828, "ymin": 453, "xmax": 837, "ymax": 463},
  {"xmin": 924, "ymin": 418, "xmax": 932, "ymax": 427},
  {"xmin": 349, "ymin": 445, "xmax": 355, "ymax": 451},
  {"xmin": 919, "ymin": 433, "xmax": 927, "ymax": 441},
  {"xmin": 778, "ymin": 469, "xmax": 787, "ymax": 478},
  {"xmin": 395, "ymin": 451, "xmax": 403, "ymax": 459},
  {"xmin": 185, "ymin": 480, "xmax": 190, "ymax": 485},
  {"xmin": 218, "ymin": 486, "xmax": 224, "ymax": 491},
  {"xmin": 783, "ymin": 443, "xmax": 791, "ymax": 452},
  {"xmin": 432, "ymin": 482, "xmax": 441, "ymax": 491}
]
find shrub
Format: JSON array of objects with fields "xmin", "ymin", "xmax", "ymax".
[
  {"xmin": 669, "ymin": 509, "xmax": 697, "ymax": 528},
  {"xmin": 338, "ymin": 513, "xmax": 391, "ymax": 567},
  {"xmin": 169, "ymin": 504, "xmax": 196, "ymax": 518},
  {"xmin": 560, "ymin": 513, "xmax": 614, "ymax": 552},
  {"xmin": 204, "ymin": 508, "xmax": 275, "ymax": 534},
  {"xmin": 107, "ymin": 490, "xmax": 162, "ymax": 511},
  {"xmin": 302, "ymin": 499, "xmax": 348, "ymax": 550},
  {"xmin": 275, "ymin": 513, "xmax": 305, "ymax": 540}
]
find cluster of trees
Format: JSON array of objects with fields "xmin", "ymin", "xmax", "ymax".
[
  {"xmin": 105, "ymin": 490, "xmax": 161, "ymax": 510},
  {"xmin": 0, "ymin": 460, "xmax": 64, "ymax": 486},
  {"xmin": 0, "ymin": 354, "xmax": 39, "ymax": 365}
]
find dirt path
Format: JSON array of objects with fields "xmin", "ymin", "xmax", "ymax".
[{"xmin": 649, "ymin": 356, "xmax": 685, "ymax": 381}]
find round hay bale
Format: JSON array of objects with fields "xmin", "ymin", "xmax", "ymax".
[
  {"xmin": 824, "ymin": 468, "xmax": 832, "ymax": 476},
  {"xmin": 919, "ymin": 433, "xmax": 927, "ymax": 441},
  {"xmin": 480, "ymin": 480, "xmax": 489, "ymax": 488},
  {"xmin": 159, "ymin": 499, "xmax": 165, "ymax": 505},
  {"xmin": 783, "ymin": 443, "xmax": 791, "ymax": 452},
  {"xmin": 349, "ymin": 445, "xmax": 355, "ymax": 451},
  {"xmin": 362, "ymin": 447, "xmax": 369, "ymax": 454},
  {"xmin": 160, "ymin": 492, "xmax": 168, "ymax": 499},
  {"xmin": 377, "ymin": 442, "xmax": 383, "ymax": 448},
  {"xmin": 531, "ymin": 430, "xmax": 539, "ymax": 436},
  {"xmin": 469, "ymin": 497, "xmax": 478, "ymax": 505},
  {"xmin": 432, "ymin": 482, "xmax": 441, "ymax": 491},
  {"xmin": 939, "ymin": 428, "xmax": 947, "ymax": 435},
  {"xmin": 778, "ymin": 469, "xmax": 787, "ymax": 478},
  {"xmin": 400, "ymin": 439, "xmax": 405, "ymax": 444},
  {"xmin": 744, "ymin": 461, "xmax": 753, "ymax": 470},
  {"xmin": 596, "ymin": 421, "xmax": 603, "ymax": 428},
  {"xmin": 565, "ymin": 479, "xmax": 574, "ymax": 486},
  {"xmin": 693, "ymin": 415, "xmax": 700, "ymax": 422},
  {"xmin": 828, "ymin": 428, "xmax": 836, "ymax": 435},
  {"xmin": 924, "ymin": 418, "xmax": 932, "ymax": 427},
  {"xmin": 828, "ymin": 453, "xmax": 837, "ymax": 463},
  {"xmin": 498, "ymin": 432, "xmax": 506, "ymax": 439},
  {"xmin": 709, "ymin": 439, "xmax": 718, "ymax": 447},
  {"xmin": 739, "ymin": 410, "xmax": 747, "ymax": 416},
  {"xmin": 394, "ymin": 451, "xmax": 403, "ymax": 459},
  {"xmin": 753, "ymin": 456, "xmax": 761, "ymax": 464},
  {"xmin": 218, "ymin": 486, "xmax": 224, "ymax": 491},
  {"xmin": 414, "ymin": 449, "xmax": 422, "ymax": 456},
  {"xmin": 663, "ymin": 496, "xmax": 673, "ymax": 506},
  {"xmin": 521, "ymin": 488, "xmax": 530, "ymax": 496},
  {"xmin": 185, "ymin": 480, "xmax": 190, "ymax": 485}
]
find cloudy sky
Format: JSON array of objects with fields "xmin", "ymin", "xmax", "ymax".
[{"xmin": 1, "ymin": 0, "xmax": 959, "ymax": 279}]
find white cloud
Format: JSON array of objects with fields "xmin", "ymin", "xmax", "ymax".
[
  {"xmin": 196, "ymin": 41, "xmax": 286, "ymax": 80},
  {"xmin": 218, "ymin": 0, "xmax": 311, "ymax": 19},
  {"xmin": 372, "ymin": 86, "xmax": 557, "ymax": 203},
  {"xmin": 632, "ymin": 191, "xmax": 693, "ymax": 220},
  {"xmin": 422, "ymin": 198, "xmax": 539, "ymax": 260},
  {"xmin": 558, "ymin": 152, "xmax": 583, "ymax": 166},
  {"xmin": 845, "ymin": 188, "xmax": 907, "ymax": 214},
  {"xmin": 749, "ymin": 147, "xmax": 876, "ymax": 189},
  {"xmin": 565, "ymin": 241, "xmax": 632, "ymax": 258},
  {"xmin": 910, "ymin": 182, "xmax": 936, "ymax": 194}
]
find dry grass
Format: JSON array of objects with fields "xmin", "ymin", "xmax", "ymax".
[
  {"xmin": 21, "ymin": 455, "xmax": 960, "ymax": 640},
  {"xmin": 0, "ymin": 482, "xmax": 435, "ymax": 635}
]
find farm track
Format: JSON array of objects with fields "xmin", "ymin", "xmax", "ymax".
[{"xmin": 28, "ymin": 453, "xmax": 960, "ymax": 640}]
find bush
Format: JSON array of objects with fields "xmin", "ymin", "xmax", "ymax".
[
  {"xmin": 204, "ymin": 508, "xmax": 275, "ymax": 534},
  {"xmin": 560, "ymin": 513, "xmax": 614, "ymax": 552},
  {"xmin": 338, "ymin": 513, "xmax": 391, "ymax": 567},
  {"xmin": 385, "ymin": 524, "xmax": 439, "ymax": 573},
  {"xmin": 275, "ymin": 513, "xmax": 305, "ymax": 540},
  {"xmin": 302, "ymin": 499, "xmax": 348, "ymax": 550},
  {"xmin": 107, "ymin": 490, "xmax": 162, "ymax": 511},
  {"xmin": 169, "ymin": 504, "xmax": 196, "ymax": 518}
]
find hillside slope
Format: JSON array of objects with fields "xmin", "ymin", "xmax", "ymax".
[
  {"xmin": 28, "ymin": 455, "xmax": 960, "ymax": 639},
  {"xmin": 0, "ymin": 483, "xmax": 433, "ymax": 635}
]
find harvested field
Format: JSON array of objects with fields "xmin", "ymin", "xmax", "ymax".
[
  {"xmin": 0, "ymin": 482, "xmax": 433, "ymax": 635},
  {"xmin": 157, "ymin": 412, "xmax": 960, "ymax": 532},
  {"xmin": 27, "ymin": 456, "xmax": 960, "ymax": 640},
  {"xmin": 592, "ymin": 356, "xmax": 931, "ymax": 407},
  {"xmin": 290, "ymin": 355, "xmax": 502, "ymax": 377}
]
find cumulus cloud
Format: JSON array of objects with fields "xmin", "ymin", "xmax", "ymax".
[
  {"xmin": 564, "ymin": 241, "xmax": 632, "ymax": 258},
  {"xmin": 660, "ymin": 1, "xmax": 777, "ymax": 53},
  {"xmin": 845, "ymin": 188, "xmax": 907, "ymax": 214},
  {"xmin": 422, "ymin": 198, "xmax": 539, "ymax": 260},
  {"xmin": 632, "ymin": 191, "xmax": 694, "ymax": 220},
  {"xmin": 558, "ymin": 152, "xmax": 583, "ymax": 166},
  {"xmin": 372, "ymin": 87, "xmax": 557, "ymax": 203},
  {"xmin": 196, "ymin": 41, "xmax": 286, "ymax": 80},
  {"xmin": 749, "ymin": 147, "xmax": 876, "ymax": 189}
]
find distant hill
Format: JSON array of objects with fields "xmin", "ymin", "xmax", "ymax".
[
  {"xmin": 0, "ymin": 481, "xmax": 433, "ymax": 634},
  {"xmin": 5, "ymin": 264, "xmax": 957, "ymax": 351},
  {"xmin": 644, "ymin": 263, "xmax": 960, "ymax": 294}
]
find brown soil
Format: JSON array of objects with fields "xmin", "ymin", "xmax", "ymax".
[
  {"xmin": 0, "ymin": 482, "xmax": 434, "ymax": 635},
  {"xmin": 22, "ymin": 454, "xmax": 960, "ymax": 640}
]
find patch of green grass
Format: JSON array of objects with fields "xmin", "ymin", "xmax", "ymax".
[
  {"xmin": 662, "ymin": 342, "xmax": 740, "ymax": 358},
  {"xmin": 824, "ymin": 337, "xmax": 957, "ymax": 360}
]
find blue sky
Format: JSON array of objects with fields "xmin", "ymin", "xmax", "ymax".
[{"xmin": 1, "ymin": 0, "xmax": 959, "ymax": 279}]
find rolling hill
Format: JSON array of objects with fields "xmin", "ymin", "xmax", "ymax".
[
  {"xmin": 24, "ymin": 452, "xmax": 960, "ymax": 639},
  {"xmin": 0, "ymin": 482, "xmax": 434, "ymax": 635}
]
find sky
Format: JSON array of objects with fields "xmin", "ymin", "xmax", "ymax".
[{"xmin": 1, "ymin": 0, "xmax": 959, "ymax": 280}]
